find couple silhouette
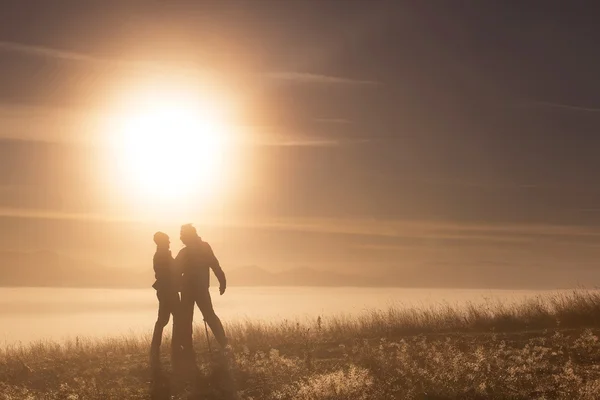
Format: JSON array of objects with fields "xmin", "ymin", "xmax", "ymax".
[{"xmin": 150, "ymin": 223, "xmax": 228, "ymax": 369}]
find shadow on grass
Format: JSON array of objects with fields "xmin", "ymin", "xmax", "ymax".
[
  {"xmin": 150, "ymin": 351, "xmax": 238, "ymax": 400},
  {"xmin": 149, "ymin": 367, "xmax": 171, "ymax": 400}
]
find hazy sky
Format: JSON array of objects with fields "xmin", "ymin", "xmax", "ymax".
[{"xmin": 2, "ymin": 2, "xmax": 600, "ymax": 286}]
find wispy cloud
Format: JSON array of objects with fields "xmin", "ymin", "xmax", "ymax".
[
  {"xmin": 2, "ymin": 206, "xmax": 600, "ymax": 247},
  {"xmin": 383, "ymin": 176, "xmax": 597, "ymax": 193},
  {"xmin": 0, "ymin": 40, "xmax": 158, "ymax": 71},
  {"xmin": 354, "ymin": 234, "xmax": 531, "ymax": 250},
  {"xmin": 0, "ymin": 207, "xmax": 133, "ymax": 223},
  {"xmin": 265, "ymin": 72, "xmax": 379, "ymax": 85},
  {"xmin": 0, "ymin": 40, "xmax": 378, "ymax": 86},
  {"xmin": 236, "ymin": 135, "xmax": 342, "ymax": 147},
  {"xmin": 0, "ymin": 104, "xmax": 354, "ymax": 147},
  {"xmin": 0, "ymin": 40, "xmax": 103, "ymax": 63},
  {"xmin": 261, "ymin": 139, "xmax": 342, "ymax": 147},
  {"xmin": 233, "ymin": 125, "xmax": 364, "ymax": 147},
  {"xmin": 313, "ymin": 118, "xmax": 353, "ymax": 124},
  {"xmin": 519, "ymin": 101, "xmax": 600, "ymax": 113},
  {"xmin": 249, "ymin": 217, "xmax": 600, "ymax": 240}
]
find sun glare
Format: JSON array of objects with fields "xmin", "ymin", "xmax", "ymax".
[{"xmin": 109, "ymin": 88, "xmax": 235, "ymax": 214}]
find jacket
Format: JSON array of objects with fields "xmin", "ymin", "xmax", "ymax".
[
  {"xmin": 175, "ymin": 238, "xmax": 226, "ymax": 291},
  {"xmin": 152, "ymin": 248, "xmax": 178, "ymax": 292}
]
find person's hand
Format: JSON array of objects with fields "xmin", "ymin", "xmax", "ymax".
[{"xmin": 219, "ymin": 285, "xmax": 226, "ymax": 295}]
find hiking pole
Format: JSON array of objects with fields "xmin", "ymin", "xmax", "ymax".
[{"xmin": 204, "ymin": 319, "xmax": 212, "ymax": 354}]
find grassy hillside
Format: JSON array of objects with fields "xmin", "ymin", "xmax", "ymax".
[{"xmin": 3, "ymin": 291, "xmax": 600, "ymax": 399}]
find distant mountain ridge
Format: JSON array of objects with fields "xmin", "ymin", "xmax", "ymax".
[
  {"xmin": 0, "ymin": 250, "xmax": 147, "ymax": 288},
  {"xmin": 0, "ymin": 250, "xmax": 373, "ymax": 288},
  {"xmin": 0, "ymin": 250, "xmax": 594, "ymax": 289},
  {"xmin": 226, "ymin": 265, "xmax": 378, "ymax": 287}
]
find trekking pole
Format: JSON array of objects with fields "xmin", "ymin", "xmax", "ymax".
[{"xmin": 204, "ymin": 319, "xmax": 212, "ymax": 354}]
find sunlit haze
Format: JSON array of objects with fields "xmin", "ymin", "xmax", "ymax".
[
  {"xmin": 4, "ymin": 5, "xmax": 600, "ymax": 399},
  {"xmin": 2, "ymin": 2, "xmax": 600, "ymax": 290},
  {"xmin": 106, "ymin": 84, "xmax": 238, "ymax": 220}
]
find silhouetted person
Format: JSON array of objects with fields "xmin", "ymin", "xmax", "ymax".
[
  {"xmin": 150, "ymin": 232, "xmax": 182, "ymax": 367},
  {"xmin": 176, "ymin": 223, "xmax": 228, "ymax": 356}
]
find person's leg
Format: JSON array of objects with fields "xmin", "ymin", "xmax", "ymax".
[
  {"xmin": 151, "ymin": 291, "xmax": 171, "ymax": 359},
  {"xmin": 179, "ymin": 289, "xmax": 196, "ymax": 354},
  {"xmin": 168, "ymin": 291, "xmax": 182, "ymax": 356},
  {"xmin": 196, "ymin": 289, "xmax": 228, "ymax": 348}
]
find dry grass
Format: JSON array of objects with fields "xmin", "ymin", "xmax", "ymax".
[{"xmin": 2, "ymin": 290, "xmax": 600, "ymax": 399}]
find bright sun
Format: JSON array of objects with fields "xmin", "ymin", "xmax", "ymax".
[{"xmin": 111, "ymin": 89, "xmax": 233, "ymax": 209}]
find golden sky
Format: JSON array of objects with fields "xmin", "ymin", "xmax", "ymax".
[{"xmin": 2, "ymin": 2, "xmax": 600, "ymax": 288}]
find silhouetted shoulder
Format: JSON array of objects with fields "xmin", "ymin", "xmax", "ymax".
[
  {"xmin": 175, "ymin": 247, "xmax": 188, "ymax": 259},
  {"xmin": 200, "ymin": 241, "xmax": 219, "ymax": 259},
  {"xmin": 153, "ymin": 250, "xmax": 172, "ymax": 267}
]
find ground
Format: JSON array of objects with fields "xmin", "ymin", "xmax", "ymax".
[{"xmin": 3, "ymin": 291, "xmax": 600, "ymax": 399}]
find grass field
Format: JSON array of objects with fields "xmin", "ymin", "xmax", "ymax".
[{"xmin": 3, "ymin": 290, "xmax": 600, "ymax": 399}]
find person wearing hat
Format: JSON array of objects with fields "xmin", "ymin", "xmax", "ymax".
[
  {"xmin": 150, "ymin": 231, "xmax": 182, "ymax": 367},
  {"xmin": 176, "ymin": 223, "xmax": 228, "ymax": 356}
]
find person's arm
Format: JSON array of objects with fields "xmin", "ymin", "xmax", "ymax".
[
  {"xmin": 153, "ymin": 254, "xmax": 160, "ymax": 279},
  {"xmin": 173, "ymin": 249, "xmax": 185, "ymax": 276},
  {"xmin": 169, "ymin": 250, "xmax": 182, "ymax": 292},
  {"xmin": 205, "ymin": 243, "xmax": 226, "ymax": 295}
]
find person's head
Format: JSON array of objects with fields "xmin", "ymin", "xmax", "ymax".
[
  {"xmin": 153, "ymin": 231, "xmax": 170, "ymax": 249},
  {"xmin": 180, "ymin": 223, "xmax": 199, "ymax": 246}
]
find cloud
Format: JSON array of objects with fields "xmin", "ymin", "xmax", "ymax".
[
  {"xmin": 519, "ymin": 101, "xmax": 600, "ymax": 113},
  {"xmin": 0, "ymin": 40, "xmax": 204, "ymax": 77},
  {"xmin": 0, "ymin": 40, "xmax": 378, "ymax": 86},
  {"xmin": 247, "ymin": 217, "xmax": 600, "ymax": 240},
  {"xmin": 0, "ymin": 104, "xmax": 355, "ymax": 147},
  {"xmin": 0, "ymin": 40, "xmax": 105, "ymax": 63},
  {"xmin": 261, "ymin": 139, "xmax": 342, "ymax": 147},
  {"xmin": 265, "ymin": 72, "xmax": 379, "ymax": 85},
  {"xmin": 0, "ymin": 40, "xmax": 157, "ymax": 71},
  {"xmin": 0, "ymin": 104, "xmax": 104, "ymax": 144},
  {"xmin": 2, "ymin": 206, "xmax": 600, "ymax": 248},
  {"xmin": 0, "ymin": 207, "xmax": 141, "ymax": 223},
  {"xmin": 231, "ymin": 125, "xmax": 365, "ymax": 147},
  {"xmin": 313, "ymin": 118, "xmax": 353, "ymax": 124},
  {"xmin": 354, "ymin": 235, "xmax": 529, "ymax": 250},
  {"xmin": 387, "ymin": 176, "xmax": 595, "ymax": 193}
]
